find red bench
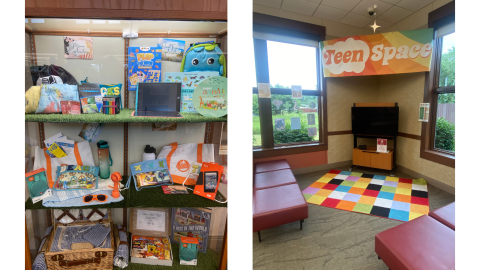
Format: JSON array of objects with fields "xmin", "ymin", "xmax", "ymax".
[
  {"xmin": 429, "ymin": 202, "xmax": 455, "ymax": 230},
  {"xmin": 375, "ymin": 202, "xmax": 455, "ymax": 269},
  {"xmin": 253, "ymin": 159, "xmax": 308, "ymax": 242}
]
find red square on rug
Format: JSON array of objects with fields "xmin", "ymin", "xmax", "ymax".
[
  {"xmin": 399, "ymin": 178, "xmax": 413, "ymax": 184},
  {"xmin": 411, "ymin": 196, "xmax": 429, "ymax": 206},
  {"xmin": 321, "ymin": 198, "xmax": 341, "ymax": 208},
  {"xmin": 328, "ymin": 169, "xmax": 342, "ymax": 174},
  {"xmin": 323, "ymin": 183, "xmax": 339, "ymax": 190},
  {"xmin": 363, "ymin": 189, "xmax": 380, "ymax": 197}
]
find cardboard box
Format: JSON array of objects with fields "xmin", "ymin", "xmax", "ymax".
[{"xmin": 129, "ymin": 208, "xmax": 173, "ymax": 266}]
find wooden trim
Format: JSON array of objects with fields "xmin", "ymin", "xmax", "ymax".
[
  {"xmin": 253, "ymin": 143, "xmax": 328, "ymax": 159},
  {"xmin": 218, "ymin": 220, "xmax": 227, "ymax": 270},
  {"xmin": 253, "ymin": 12, "xmax": 326, "ymax": 37},
  {"xmin": 25, "ymin": 219, "xmax": 32, "ymax": 270},
  {"xmin": 26, "ymin": 8, "xmax": 227, "ymax": 21},
  {"xmin": 124, "ymin": 38, "xmax": 129, "ymax": 109},
  {"xmin": 204, "ymin": 123, "xmax": 215, "ymax": 143},
  {"xmin": 32, "ymin": 34, "xmax": 37, "ymax": 66},
  {"xmin": 33, "ymin": 30, "xmax": 122, "ymax": 37},
  {"xmin": 138, "ymin": 33, "xmax": 218, "ymax": 38},
  {"xmin": 419, "ymin": 4, "xmax": 455, "ymax": 169},
  {"xmin": 398, "ymin": 132, "xmax": 421, "ymax": 140},
  {"xmin": 31, "ymin": 30, "xmax": 217, "ymax": 38},
  {"xmin": 217, "ymin": 29, "xmax": 228, "ymax": 36},
  {"xmin": 355, "ymin": 102, "xmax": 396, "ymax": 107},
  {"xmin": 328, "ymin": 130, "xmax": 352, "ymax": 136},
  {"xmin": 25, "ymin": 26, "xmax": 33, "ymax": 33}
]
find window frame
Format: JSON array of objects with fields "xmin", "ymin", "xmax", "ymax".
[
  {"xmin": 420, "ymin": 1, "xmax": 455, "ymax": 168},
  {"xmin": 252, "ymin": 13, "xmax": 327, "ymax": 159}
]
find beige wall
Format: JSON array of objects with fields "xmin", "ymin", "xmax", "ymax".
[
  {"xmin": 326, "ymin": 76, "xmax": 379, "ymax": 164},
  {"xmin": 378, "ymin": 73, "xmax": 455, "ymax": 187}
]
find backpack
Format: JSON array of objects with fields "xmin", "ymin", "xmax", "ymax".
[
  {"xmin": 180, "ymin": 41, "xmax": 226, "ymax": 77},
  {"xmin": 30, "ymin": 64, "xmax": 78, "ymax": 86}
]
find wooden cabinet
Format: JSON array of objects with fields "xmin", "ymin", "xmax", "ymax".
[{"xmin": 353, "ymin": 147, "xmax": 393, "ymax": 170}]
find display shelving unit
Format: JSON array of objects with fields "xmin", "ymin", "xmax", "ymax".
[{"xmin": 25, "ymin": 4, "xmax": 228, "ymax": 269}]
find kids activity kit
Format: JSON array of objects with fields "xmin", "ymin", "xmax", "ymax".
[{"xmin": 129, "ymin": 208, "xmax": 174, "ymax": 266}]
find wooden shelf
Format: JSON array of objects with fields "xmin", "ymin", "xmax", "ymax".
[
  {"xmin": 25, "ymin": 177, "xmax": 227, "ymax": 210},
  {"xmin": 25, "ymin": 109, "xmax": 227, "ymax": 123},
  {"xmin": 353, "ymin": 147, "xmax": 394, "ymax": 171}
]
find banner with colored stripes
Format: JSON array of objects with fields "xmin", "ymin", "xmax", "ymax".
[{"xmin": 321, "ymin": 28, "xmax": 434, "ymax": 77}]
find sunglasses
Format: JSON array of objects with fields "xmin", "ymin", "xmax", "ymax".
[{"xmin": 83, "ymin": 194, "xmax": 108, "ymax": 203}]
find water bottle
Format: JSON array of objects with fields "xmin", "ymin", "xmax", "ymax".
[
  {"xmin": 143, "ymin": 145, "xmax": 156, "ymax": 161},
  {"xmin": 97, "ymin": 140, "xmax": 112, "ymax": 179}
]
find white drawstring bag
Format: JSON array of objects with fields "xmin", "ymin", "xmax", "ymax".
[
  {"xmin": 33, "ymin": 141, "xmax": 95, "ymax": 188},
  {"xmin": 157, "ymin": 142, "xmax": 214, "ymax": 185}
]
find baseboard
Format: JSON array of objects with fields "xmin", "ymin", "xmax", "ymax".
[
  {"xmin": 292, "ymin": 160, "xmax": 353, "ymax": 175},
  {"xmin": 396, "ymin": 164, "xmax": 455, "ymax": 195}
]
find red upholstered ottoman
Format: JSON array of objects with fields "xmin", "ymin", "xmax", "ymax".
[
  {"xmin": 253, "ymin": 169, "xmax": 297, "ymax": 191},
  {"xmin": 375, "ymin": 215, "xmax": 455, "ymax": 270},
  {"xmin": 254, "ymin": 159, "xmax": 290, "ymax": 174},
  {"xmin": 253, "ymin": 183, "xmax": 308, "ymax": 236},
  {"xmin": 429, "ymin": 202, "xmax": 455, "ymax": 230}
]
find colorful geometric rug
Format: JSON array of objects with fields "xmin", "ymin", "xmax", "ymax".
[{"xmin": 302, "ymin": 170, "xmax": 429, "ymax": 222}]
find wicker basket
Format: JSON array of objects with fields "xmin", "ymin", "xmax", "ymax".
[{"xmin": 43, "ymin": 212, "xmax": 116, "ymax": 270}]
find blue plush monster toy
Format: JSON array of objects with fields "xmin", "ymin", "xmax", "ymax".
[{"xmin": 180, "ymin": 42, "xmax": 226, "ymax": 77}]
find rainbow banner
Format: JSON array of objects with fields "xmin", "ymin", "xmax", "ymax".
[{"xmin": 321, "ymin": 28, "xmax": 434, "ymax": 77}]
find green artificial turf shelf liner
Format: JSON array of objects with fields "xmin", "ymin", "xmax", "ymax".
[
  {"xmin": 25, "ymin": 109, "xmax": 227, "ymax": 123},
  {"xmin": 25, "ymin": 176, "xmax": 227, "ymax": 210},
  {"xmin": 113, "ymin": 242, "xmax": 220, "ymax": 270}
]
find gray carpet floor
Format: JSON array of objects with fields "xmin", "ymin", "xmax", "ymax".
[{"xmin": 252, "ymin": 166, "xmax": 455, "ymax": 270}]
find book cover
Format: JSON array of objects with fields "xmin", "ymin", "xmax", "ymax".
[
  {"xmin": 377, "ymin": 138, "xmax": 388, "ymax": 153},
  {"xmin": 127, "ymin": 47, "xmax": 162, "ymax": 91},
  {"xmin": 164, "ymin": 72, "xmax": 219, "ymax": 113},
  {"xmin": 157, "ymin": 38, "xmax": 185, "ymax": 62},
  {"xmin": 171, "ymin": 208, "xmax": 211, "ymax": 253}
]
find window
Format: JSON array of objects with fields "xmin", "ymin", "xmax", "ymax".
[
  {"xmin": 420, "ymin": 2, "xmax": 455, "ymax": 167},
  {"xmin": 434, "ymin": 33, "xmax": 455, "ymax": 152},
  {"xmin": 252, "ymin": 13, "xmax": 326, "ymax": 158}
]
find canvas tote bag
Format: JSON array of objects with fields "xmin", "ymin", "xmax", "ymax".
[
  {"xmin": 157, "ymin": 142, "xmax": 214, "ymax": 185},
  {"xmin": 33, "ymin": 141, "xmax": 95, "ymax": 188}
]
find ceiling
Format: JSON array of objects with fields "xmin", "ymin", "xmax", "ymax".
[
  {"xmin": 254, "ymin": 0, "xmax": 435, "ymax": 32},
  {"xmin": 25, "ymin": 18, "xmax": 227, "ymax": 34}
]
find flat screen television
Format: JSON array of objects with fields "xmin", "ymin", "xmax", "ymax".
[{"xmin": 352, "ymin": 107, "xmax": 399, "ymax": 136}]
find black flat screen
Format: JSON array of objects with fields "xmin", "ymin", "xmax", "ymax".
[
  {"xmin": 136, "ymin": 82, "xmax": 181, "ymax": 112},
  {"xmin": 352, "ymin": 107, "xmax": 399, "ymax": 136}
]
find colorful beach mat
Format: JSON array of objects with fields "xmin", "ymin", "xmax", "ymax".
[{"xmin": 302, "ymin": 170, "xmax": 429, "ymax": 222}]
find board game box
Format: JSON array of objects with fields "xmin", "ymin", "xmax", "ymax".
[{"xmin": 127, "ymin": 47, "xmax": 162, "ymax": 91}]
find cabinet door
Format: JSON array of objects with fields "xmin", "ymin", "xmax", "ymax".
[
  {"xmin": 353, "ymin": 149, "xmax": 370, "ymax": 167},
  {"xmin": 370, "ymin": 152, "xmax": 393, "ymax": 170}
]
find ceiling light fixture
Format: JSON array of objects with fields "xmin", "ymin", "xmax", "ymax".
[{"xmin": 368, "ymin": 5, "xmax": 380, "ymax": 33}]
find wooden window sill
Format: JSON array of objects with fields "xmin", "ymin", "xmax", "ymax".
[
  {"xmin": 253, "ymin": 143, "xmax": 328, "ymax": 159},
  {"xmin": 420, "ymin": 149, "xmax": 455, "ymax": 168}
]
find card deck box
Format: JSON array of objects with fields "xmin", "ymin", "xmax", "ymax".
[
  {"xmin": 41, "ymin": 209, "xmax": 117, "ymax": 270},
  {"xmin": 129, "ymin": 208, "xmax": 173, "ymax": 266}
]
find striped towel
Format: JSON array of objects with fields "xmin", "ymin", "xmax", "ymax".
[
  {"xmin": 82, "ymin": 223, "xmax": 111, "ymax": 247},
  {"xmin": 50, "ymin": 224, "xmax": 112, "ymax": 252},
  {"xmin": 113, "ymin": 225, "xmax": 129, "ymax": 269},
  {"xmin": 32, "ymin": 226, "xmax": 53, "ymax": 270}
]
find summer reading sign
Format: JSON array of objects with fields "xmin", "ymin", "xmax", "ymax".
[{"xmin": 321, "ymin": 28, "xmax": 434, "ymax": 77}]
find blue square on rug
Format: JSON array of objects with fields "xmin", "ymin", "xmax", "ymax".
[{"xmin": 388, "ymin": 209, "xmax": 410, "ymax": 222}]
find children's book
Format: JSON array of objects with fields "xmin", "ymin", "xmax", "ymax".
[
  {"xmin": 157, "ymin": 38, "xmax": 185, "ymax": 62},
  {"xmin": 163, "ymin": 72, "xmax": 219, "ymax": 113},
  {"xmin": 171, "ymin": 208, "xmax": 211, "ymax": 253}
]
